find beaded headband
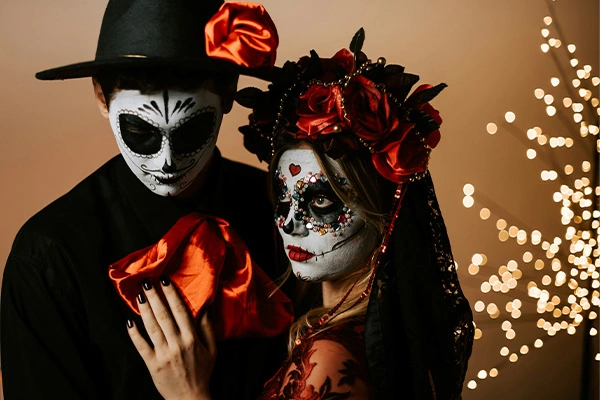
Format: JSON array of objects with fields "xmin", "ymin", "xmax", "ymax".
[{"xmin": 237, "ymin": 28, "xmax": 446, "ymax": 184}]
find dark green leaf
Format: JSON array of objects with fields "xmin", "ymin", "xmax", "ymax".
[
  {"xmin": 310, "ymin": 49, "xmax": 320, "ymax": 62},
  {"xmin": 349, "ymin": 28, "xmax": 366, "ymax": 71},
  {"xmin": 405, "ymin": 83, "xmax": 447, "ymax": 107},
  {"xmin": 349, "ymin": 27, "xmax": 365, "ymax": 54},
  {"xmin": 235, "ymin": 87, "xmax": 265, "ymax": 109},
  {"xmin": 410, "ymin": 108, "xmax": 441, "ymax": 135},
  {"xmin": 307, "ymin": 49, "xmax": 323, "ymax": 78}
]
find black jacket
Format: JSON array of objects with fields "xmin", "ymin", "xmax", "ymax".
[{"xmin": 1, "ymin": 151, "xmax": 286, "ymax": 399}]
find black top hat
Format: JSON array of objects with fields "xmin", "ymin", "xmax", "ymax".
[{"xmin": 36, "ymin": 0, "xmax": 271, "ymax": 80}]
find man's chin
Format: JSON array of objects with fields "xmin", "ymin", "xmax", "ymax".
[{"xmin": 144, "ymin": 182, "xmax": 188, "ymax": 197}]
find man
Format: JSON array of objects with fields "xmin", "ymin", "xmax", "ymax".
[{"xmin": 1, "ymin": 1, "xmax": 286, "ymax": 398}]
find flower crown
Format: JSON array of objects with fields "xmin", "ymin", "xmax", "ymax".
[{"xmin": 237, "ymin": 28, "xmax": 446, "ymax": 184}]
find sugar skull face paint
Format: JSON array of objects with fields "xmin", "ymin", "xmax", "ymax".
[
  {"xmin": 275, "ymin": 149, "xmax": 379, "ymax": 282},
  {"xmin": 108, "ymin": 88, "xmax": 223, "ymax": 196}
]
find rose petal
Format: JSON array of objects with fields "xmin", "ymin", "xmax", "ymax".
[{"xmin": 205, "ymin": 3, "xmax": 279, "ymax": 68}]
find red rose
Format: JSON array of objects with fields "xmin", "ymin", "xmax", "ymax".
[
  {"xmin": 419, "ymin": 102, "xmax": 442, "ymax": 148},
  {"xmin": 371, "ymin": 101, "xmax": 443, "ymax": 183},
  {"xmin": 296, "ymin": 84, "xmax": 347, "ymax": 139},
  {"xmin": 205, "ymin": 2, "xmax": 279, "ymax": 68},
  {"xmin": 297, "ymin": 48, "xmax": 365, "ymax": 83},
  {"xmin": 344, "ymin": 76, "xmax": 400, "ymax": 144},
  {"xmin": 321, "ymin": 48, "xmax": 354, "ymax": 78}
]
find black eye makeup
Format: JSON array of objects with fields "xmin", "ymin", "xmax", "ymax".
[
  {"xmin": 118, "ymin": 114, "xmax": 163, "ymax": 155},
  {"xmin": 300, "ymin": 182, "xmax": 344, "ymax": 224},
  {"xmin": 170, "ymin": 108, "xmax": 216, "ymax": 156},
  {"xmin": 274, "ymin": 168, "xmax": 355, "ymax": 236}
]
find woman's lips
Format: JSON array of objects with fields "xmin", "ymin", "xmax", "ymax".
[{"xmin": 287, "ymin": 245, "xmax": 316, "ymax": 262}]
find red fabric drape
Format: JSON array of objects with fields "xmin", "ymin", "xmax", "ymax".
[
  {"xmin": 205, "ymin": 2, "xmax": 279, "ymax": 68},
  {"xmin": 109, "ymin": 213, "xmax": 293, "ymax": 340}
]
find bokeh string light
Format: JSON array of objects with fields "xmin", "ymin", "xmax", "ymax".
[{"xmin": 464, "ymin": 3, "xmax": 599, "ymax": 391}]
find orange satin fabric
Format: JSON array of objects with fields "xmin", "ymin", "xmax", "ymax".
[
  {"xmin": 205, "ymin": 2, "xmax": 278, "ymax": 68},
  {"xmin": 108, "ymin": 213, "xmax": 293, "ymax": 340}
]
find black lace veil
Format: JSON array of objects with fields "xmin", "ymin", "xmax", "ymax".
[{"xmin": 365, "ymin": 171, "xmax": 474, "ymax": 399}]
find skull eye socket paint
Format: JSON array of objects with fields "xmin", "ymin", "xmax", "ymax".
[
  {"xmin": 297, "ymin": 180, "xmax": 346, "ymax": 227},
  {"xmin": 273, "ymin": 167, "xmax": 354, "ymax": 235},
  {"xmin": 170, "ymin": 108, "xmax": 217, "ymax": 156},
  {"xmin": 118, "ymin": 114, "xmax": 164, "ymax": 155},
  {"xmin": 108, "ymin": 88, "xmax": 224, "ymax": 197}
]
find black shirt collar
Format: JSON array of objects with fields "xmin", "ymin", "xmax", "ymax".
[{"xmin": 113, "ymin": 148, "xmax": 227, "ymax": 241}]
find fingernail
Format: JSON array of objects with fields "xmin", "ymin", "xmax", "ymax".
[
  {"xmin": 141, "ymin": 279, "xmax": 152, "ymax": 291},
  {"xmin": 160, "ymin": 276, "xmax": 171, "ymax": 286},
  {"xmin": 126, "ymin": 319, "xmax": 134, "ymax": 329},
  {"xmin": 137, "ymin": 292, "xmax": 146, "ymax": 304}
]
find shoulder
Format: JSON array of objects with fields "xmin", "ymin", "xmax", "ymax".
[
  {"xmin": 220, "ymin": 157, "xmax": 268, "ymax": 184},
  {"xmin": 218, "ymin": 157, "xmax": 271, "ymax": 216},
  {"xmin": 9, "ymin": 156, "xmax": 122, "ymax": 263},
  {"xmin": 278, "ymin": 337, "xmax": 370, "ymax": 399}
]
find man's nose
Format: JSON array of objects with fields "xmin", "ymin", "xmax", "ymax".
[{"xmin": 161, "ymin": 147, "xmax": 178, "ymax": 173}]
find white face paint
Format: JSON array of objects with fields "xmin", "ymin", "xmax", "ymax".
[
  {"xmin": 108, "ymin": 88, "xmax": 223, "ymax": 196},
  {"xmin": 274, "ymin": 149, "xmax": 379, "ymax": 282}
]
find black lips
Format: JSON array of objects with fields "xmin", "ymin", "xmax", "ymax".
[{"xmin": 119, "ymin": 114, "xmax": 163, "ymax": 155}]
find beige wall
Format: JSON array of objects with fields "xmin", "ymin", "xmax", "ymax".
[{"xmin": 1, "ymin": 0, "xmax": 598, "ymax": 398}]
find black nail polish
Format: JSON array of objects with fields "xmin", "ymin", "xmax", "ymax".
[
  {"xmin": 141, "ymin": 279, "xmax": 152, "ymax": 291},
  {"xmin": 160, "ymin": 276, "xmax": 171, "ymax": 286},
  {"xmin": 126, "ymin": 319, "xmax": 134, "ymax": 328},
  {"xmin": 137, "ymin": 292, "xmax": 146, "ymax": 304}
]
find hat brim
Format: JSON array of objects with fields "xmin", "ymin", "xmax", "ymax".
[{"xmin": 35, "ymin": 56, "xmax": 277, "ymax": 81}]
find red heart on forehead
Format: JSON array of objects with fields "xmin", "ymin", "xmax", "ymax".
[{"xmin": 289, "ymin": 163, "xmax": 301, "ymax": 177}]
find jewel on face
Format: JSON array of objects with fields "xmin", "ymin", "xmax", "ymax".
[
  {"xmin": 108, "ymin": 88, "xmax": 223, "ymax": 196},
  {"xmin": 275, "ymin": 149, "xmax": 378, "ymax": 282}
]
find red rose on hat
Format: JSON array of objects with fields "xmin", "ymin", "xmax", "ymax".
[{"xmin": 205, "ymin": 2, "xmax": 279, "ymax": 69}]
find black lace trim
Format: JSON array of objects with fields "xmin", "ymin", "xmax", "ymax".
[{"xmin": 422, "ymin": 170, "xmax": 474, "ymax": 398}]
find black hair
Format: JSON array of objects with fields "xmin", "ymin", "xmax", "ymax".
[{"xmin": 94, "ymin": 68, "xmax": 238, "ymax": 106}]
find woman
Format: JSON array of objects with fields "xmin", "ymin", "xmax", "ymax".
[{"xmin": 127, "ymin": 29, "xmax": 474, "ymax": 399}]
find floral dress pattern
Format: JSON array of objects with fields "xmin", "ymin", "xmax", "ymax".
[{"xmin": 260, "ymin": 316, "xmax": 371, "ymax": 399}]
